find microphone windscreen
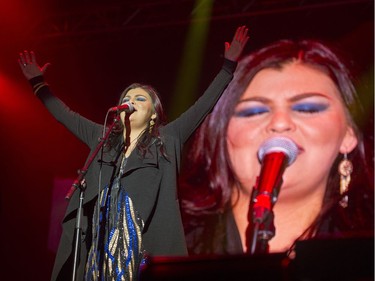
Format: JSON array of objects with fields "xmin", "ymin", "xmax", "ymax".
[{"xmin": 257, "ymin": 137, "xmax": 298, "ymax": 166}]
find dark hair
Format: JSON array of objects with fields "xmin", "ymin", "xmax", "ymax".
[
  {"xmin": 181, "ymin": 40, "xmax": 373, "ymax": 233},
  {"xmin": 108, "ymin": 83, "xmax": 168, "ymax": 158}
]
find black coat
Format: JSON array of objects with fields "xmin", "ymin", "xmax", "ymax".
[{"xmin": 31, "ymin": 59, "xmax": 237, "ymax": 280}]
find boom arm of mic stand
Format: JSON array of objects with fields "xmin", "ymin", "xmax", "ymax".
[{"xmin": 65, "ymin": 115, "xmax": 120, "ymax": 200}]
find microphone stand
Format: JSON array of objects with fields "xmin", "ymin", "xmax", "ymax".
[
  {"xmin": 248, "ymin": 138, "xmax": 297, "ymax": 255},
  {"xmin": 248, "ymin": 179, "xmax": 281, "ymax": 255},
  {"xmin": 65, "ymin": 114, "xmax": 121, "ymax": 281},
  {"xmin": 249, "ymin": 207, "xmax": 275, "ymax": 255}
]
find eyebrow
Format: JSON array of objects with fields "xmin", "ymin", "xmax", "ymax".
[
  {"xmin": 238, "ymin": 96, "xmax": 269, "ymax": 103},
  {"xmin": 124, "ymin": 93, "xmax": 148, "ymax": 99},
  {"xmin": 238, "ymin": 92, "xmax": 328, "ymax": 104},
  {"xmin": 289, "ymin": 92, "xmax": 328, "ymax": 102}
]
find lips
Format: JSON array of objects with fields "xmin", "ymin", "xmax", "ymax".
[
  {"xmin": 295, "ymin": 143, "xmax": 304, "ymax": 154},
  {"xmin": 289, "ymin": 139, "xmax": 304, "ymax": 155}
]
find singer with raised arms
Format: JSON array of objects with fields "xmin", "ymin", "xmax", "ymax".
[
  {"xmin": 180, "ymin": 39, "xmax": 373, "ymax": 257},
  {"xmin": 18, "ymin": 26, "xmax": 249, "ymax": 281}
]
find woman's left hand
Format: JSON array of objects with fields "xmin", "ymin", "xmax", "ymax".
[{"xmin": 224, "ymin": 25, "xmax": 249, "ymax": 62}]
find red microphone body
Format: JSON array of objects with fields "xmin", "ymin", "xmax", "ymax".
[
  {"xmin": 252, "ymin": 137, "xmax": 299, "ymax": 223},
  {"xmin": 108, "ymin": 102, "xmax": 134, "ymax": 113}
]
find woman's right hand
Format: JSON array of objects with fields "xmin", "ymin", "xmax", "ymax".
[{"xmin": 18, "ymin": 50, "xmax": 50, "ymax": 80}]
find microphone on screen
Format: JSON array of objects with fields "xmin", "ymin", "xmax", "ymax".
[{"xmin": 252, "ymin": 136, "xmax": 299, "ymax": 223}]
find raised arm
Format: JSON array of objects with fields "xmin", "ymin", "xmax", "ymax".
[
  {"xmin": 17, "ymin": 50, "xmax": 102, "ymax": 147},
  {"xmin": 166, "ymin": 25, "xmax": 249, "ymax": 143}
]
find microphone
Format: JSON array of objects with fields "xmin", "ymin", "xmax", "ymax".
[
  {"xmin": 108, "ymin": 102, "xmax": 134, "ymax": 113},
  {"xmin": 252, "ymin": 136, "xmax": 299, "ymax": 223}
]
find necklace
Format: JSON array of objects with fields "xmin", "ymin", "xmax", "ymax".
[
  {"xmin": 120, "ymin": 135, "xmax": 140, "ymax": 176},
  {"xmin": 119, "ymin": 156, "xmax": 128, "ymax": 177}
]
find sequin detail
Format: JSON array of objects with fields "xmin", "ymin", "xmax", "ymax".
[{"xmin": 85, "ymin": 176, "xmax": 145, "ymax": 281}]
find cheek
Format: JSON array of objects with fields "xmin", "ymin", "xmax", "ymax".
[
  {"xmin": 298, "ymin": 112, "xmax": 348, "ymax": 149},
  {"xmin": 227, "ymin": 118, "xmax": 258, "ymax": 147},
  {"xmin": 227, "ymin": 119, "xmax": 261, "ymax": 184},
  {"xmin": 285, "ymin": 113, "xmax": 349, "ymax": 185}
]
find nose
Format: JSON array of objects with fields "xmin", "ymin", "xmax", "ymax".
[
  {"xmin": 127, "ymin": 97, "xmax": 136, "ymax": 105},
  {"xmin": 266, "ymin": 109, "xmax": 295, "ymax": 133}
]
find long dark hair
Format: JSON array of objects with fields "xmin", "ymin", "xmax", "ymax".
[
  {"xmin": 108, "ymin": 83, "xmax": 168, "ymax": 158},
  {"xmin": 180, "ymin": 39, "xmax": 373, "ymax": 233}
]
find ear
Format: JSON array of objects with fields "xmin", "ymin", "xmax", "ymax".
[{"xmin": 339, "ymin": 126, "xmax": 358, "ymax": 154}]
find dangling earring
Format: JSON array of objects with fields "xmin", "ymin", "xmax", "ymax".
[
  {"xmin": 338, "ymin": 153, "xmax": 353, "ymax": 208},
  {"xmin": 149, "ymin": 117, "xmax": 155, "ymax": 134}
]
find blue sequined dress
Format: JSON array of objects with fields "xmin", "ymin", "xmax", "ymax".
[{"xmin": 85, "ymin": 157, "xmax": 145, "ymax": 281}]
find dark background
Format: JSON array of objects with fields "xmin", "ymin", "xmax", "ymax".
[{"xmin": 0, "ymin": 1, "xmax": 373, "ymax": 280}]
